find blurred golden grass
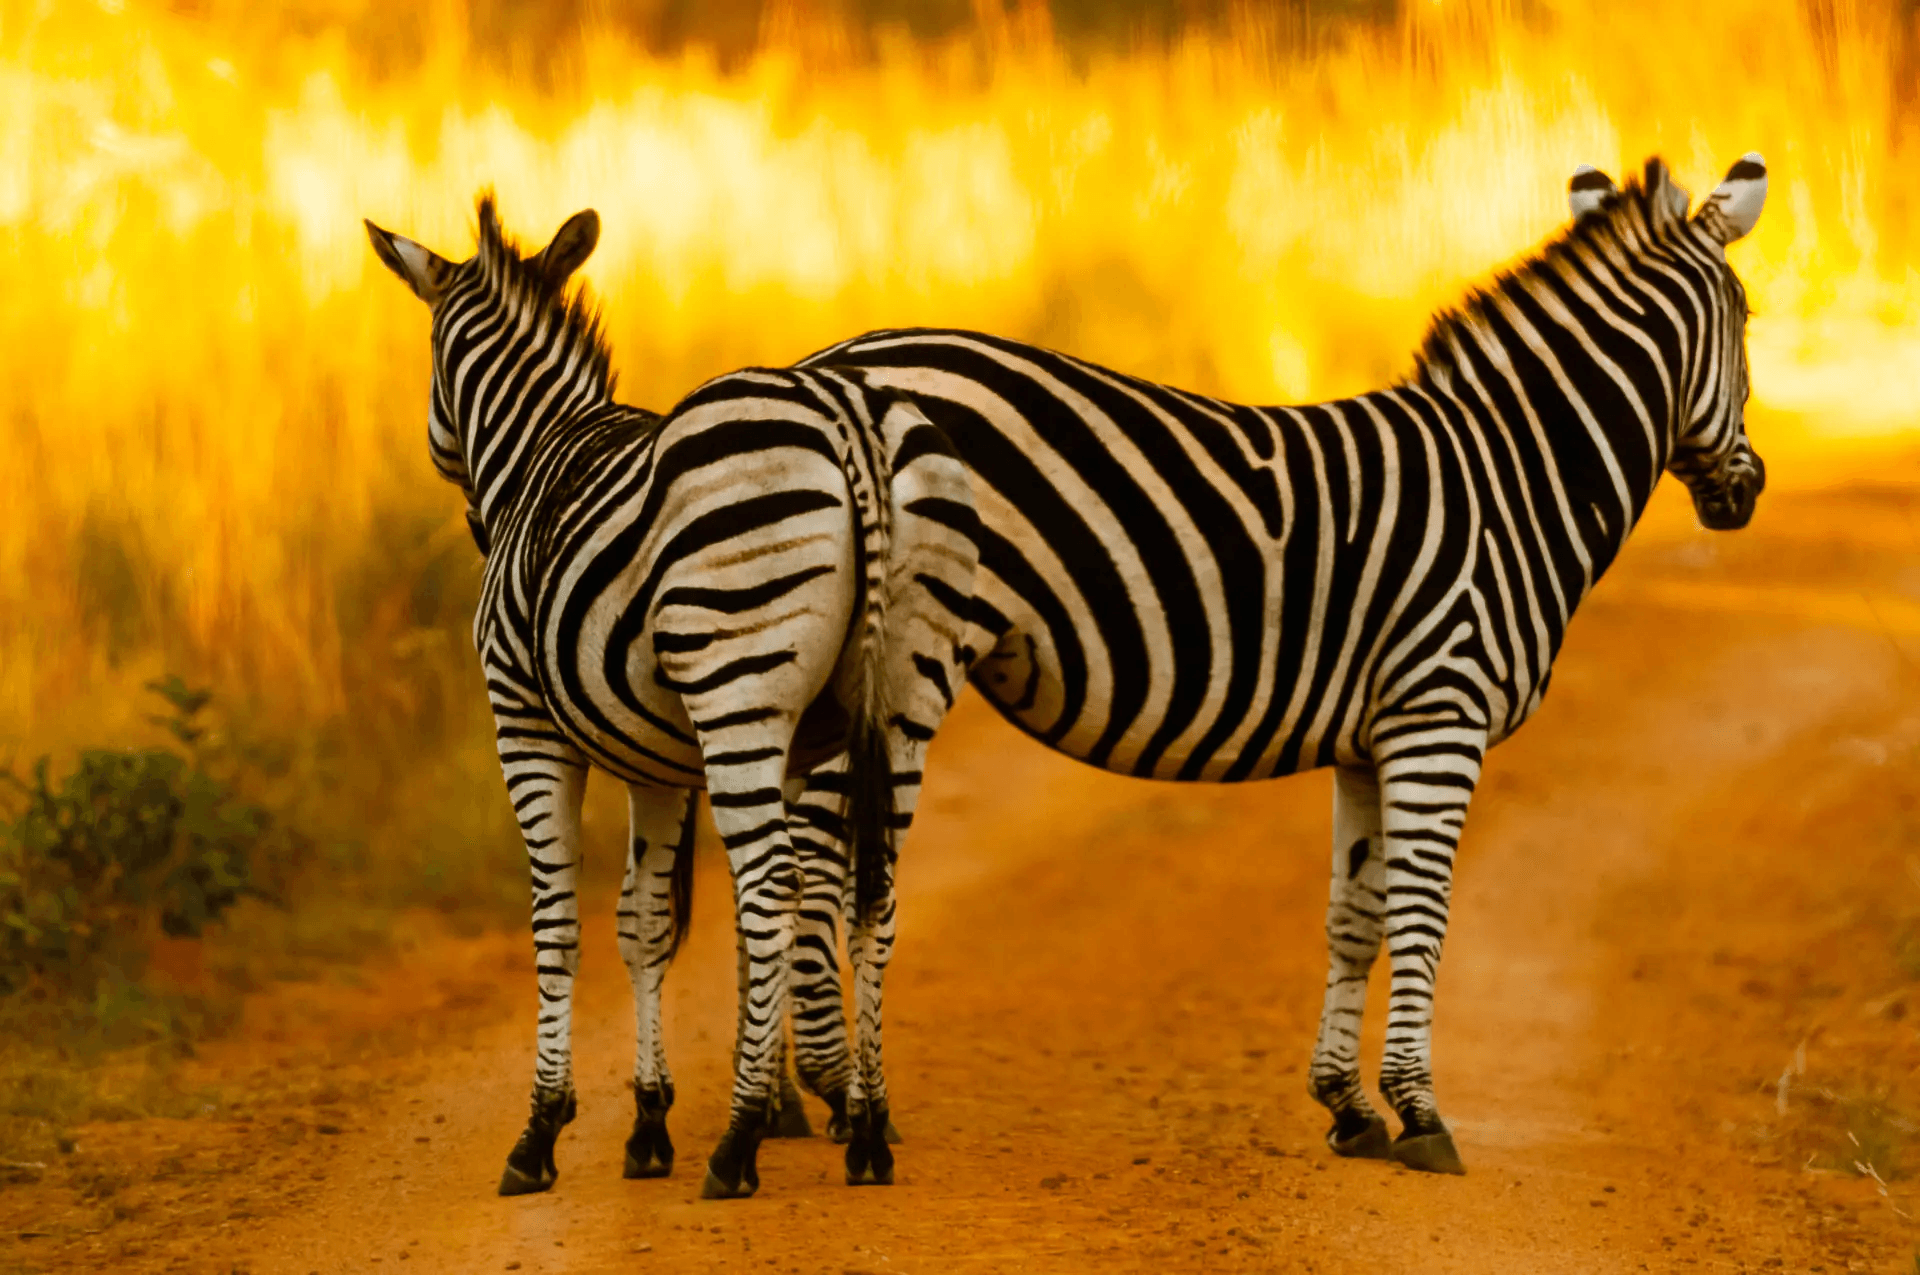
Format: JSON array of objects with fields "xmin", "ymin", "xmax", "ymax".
[{"xmin": 0, "ymin": 0, "xmax": 1915, "ymax": 907}]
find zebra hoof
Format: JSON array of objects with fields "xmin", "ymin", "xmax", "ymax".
[
  {"xmin": 700, "ymin": 1127, "xmax": 763, "ymax": 1199},
  {"xmin": 1391, "ymin": 1130, "xmax": 1466, "ymax": 1175},
  {"xmin": 845, "ymin": 1159, "xmax": 895, "ymax": 1186},
  {"xmin": 844, "ymin": 1137, "xmax": 895, "ymax": 1186},
  {"xmin": 497, "ymin": 1161, "xmax": 556, "ymax": 1196},
  {"xmin": 1327, "ymin": 1114, "xmax": 1392, "ymax": 1160},
  {"xmin": 700, "ymin": 1168, "xmax": 760, "ymax": 1200},
  {"xmin": 844, "ymin": 1107, "xmax": 896, "ymax": 1186},
  {"xmin": 623, "ymin": 1118, "xmax": 674, "ymax": 1179}
]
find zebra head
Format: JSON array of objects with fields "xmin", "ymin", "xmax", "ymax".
[
  {"xmin": 1566, "ymin": 155, "xmax": 1769, "ymax": 531},
  {"xmin": 364, "ymin": 197, "xmax": 607, "ymax": 525}
]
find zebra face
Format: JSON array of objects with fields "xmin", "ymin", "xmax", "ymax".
[
  {"xmin": 1670, "ymin": 154, "xmax": 1769, "ymax": 532},
  {"xmin": 1574, "ymin": 156, "xmax": 1768, "ymax": 532},
  {"xmin": 365, "ymin": 201, "xmax": 603, "ymax": 515}
]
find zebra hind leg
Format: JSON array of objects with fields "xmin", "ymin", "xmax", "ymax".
[
  {"xmin": 496, "ymin": 749, "xmax": 588, "ymax": 1197},
  {"xmin": 761, "ymin": 771, "xmax": 816, "ymax": 1140},
  {"xmin": 618, "ymin": 785, "xmax": 694, "ymax": 1179},
  {"xmin": 696, "ymin": 756, "xmax": 803, "ymax": 1200},
  {"xmin": 786, "ymin": 761, "xmax": 859, "ymax": 1139},
  {"xmin": 1307, "ymin": 766, "xmax": 1394, "ymax": 1162}
]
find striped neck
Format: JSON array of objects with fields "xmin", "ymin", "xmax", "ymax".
[
  {"xmin": 1405, "ymin": 170, "xmax": 1732, "ymax": 594},
  {"xmin": 432, "ymin": 199, "xmax": 615, "ymax": 529}
]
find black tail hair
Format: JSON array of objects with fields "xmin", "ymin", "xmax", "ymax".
[
  {"xmin": 666, "ymin": 793, "xmax": 699, "ymax": 961},
  {"xmin": 847, "ymin": 706, "xmax": 894, "ymax": 927}
]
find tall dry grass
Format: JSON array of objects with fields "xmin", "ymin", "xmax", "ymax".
[{"xmin": 0, "ymin": 0, "xmax": 1914, "ymax": 913}]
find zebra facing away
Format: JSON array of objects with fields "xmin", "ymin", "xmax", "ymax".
[
  {"xmin": 771, "ymin": 154, "xmax": 1770, "ymax": 1176},
  {"xmin": 364, "ymin": 198, "xmax": 980, "ymax": 1198}
]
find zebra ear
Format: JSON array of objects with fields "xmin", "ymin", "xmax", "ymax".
[
  {"xmin": 531, "ymin": 210, "xmax": 600, "ymax": 287},
  {"xmin": 365, "ymin": 220, "xmax": 453, "ymax": 305},
  {"xmin": 1698, "ymin": 152, "xmax": 1767, "ymax": 244},
  {"xmin": 1568, "ymin": 165, "xmax": 1617, "ymax": 220}
]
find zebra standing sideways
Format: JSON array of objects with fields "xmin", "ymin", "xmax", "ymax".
[
  {"xmin": 766, "ymin": 154, "xmax": 1770, "ymax": 1176},
  {"xmin": 364, "ymin": 197, "xmax": 980, "ymax": 1198}
]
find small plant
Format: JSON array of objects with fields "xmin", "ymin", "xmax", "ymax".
[{"xmin": 0, "ymin": 678, "xmax": 282, "ymax": 997}]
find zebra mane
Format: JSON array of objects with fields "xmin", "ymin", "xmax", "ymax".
[
  {"xmin": 471, "ymin": 192, "xmax": 617, "ymax": 398},
  {"xmin": 1410, "ymin": 158, "xmax": 1689, "ymax": 390}
]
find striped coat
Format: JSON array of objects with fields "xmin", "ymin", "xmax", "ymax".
[
  {"xmin": 778, "ymin": 154, "xmax": 1769, "ymax": 1174},
  {"xmin": 367, "ymin": 197, "xmax": 979, "ymax": 1198}
]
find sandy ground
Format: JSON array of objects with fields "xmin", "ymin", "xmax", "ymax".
[{"xmin": 6, "ymin": 478, "xmax": 1920, "ymax": 1273}]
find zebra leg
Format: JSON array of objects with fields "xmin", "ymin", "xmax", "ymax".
[
  {"xmin": 841, "ymin": 873, "xmax": 899, "ymax": 1184},
  {"xmin": 787, "ymin": 762, "xmax": 857, "ymax": 1139},
  {"xmin": 698, "ymin": 755, "xmax": 803, "ymax": 1200},
  {"xmin": 495, "ymin": 737, "xmax": 589, "ymax": 1198},
  {"xmin": 843, "ymin": 703, "xmax": 949, "ymax": 1185},
  {"xmin": 1307, "ymin": 765, "xmax": 1393, "ymax": 1161},
  {"xmin": 762, "ymin": 772, "xmax": 816, "ymax": 1140},
  {"xmin": 619, "ymin": 784, "xmax": 694, "ymax": 1180},
  {"xmin": 1374, "ymin": 740, "xmax": 1485, "ymax": 1176}
]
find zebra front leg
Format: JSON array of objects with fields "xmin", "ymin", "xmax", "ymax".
[
  {"xmin": 1308, "ymin": 766, "xmax": 1393, "ymax": 1161},
  {"xmin": 619, "ymin": 784, "xmax": 694, "ymax": 1180},
  {"xmin": 1374, "ymin": 738, "xmax": 1485, "ymax": 1175},
  {"xmin": 495, "ymin": 734, "xmax": 588, "ymax": 1197},
  {"xmin": 699, "ymin": 755, "xmax": 803, "ymax": 1200}
]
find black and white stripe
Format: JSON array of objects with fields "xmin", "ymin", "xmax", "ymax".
[
  {"xmin": 365, "ymin": 196, "xmax": 979, "ymax": 1197},
  {"xmin": 775, "ymin": 154, "xmax": 1769, "ymax": 1173}
]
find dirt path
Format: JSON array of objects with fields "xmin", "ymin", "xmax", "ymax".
[{"xmin": 13, "ymin": 483, "xmax": 1920, "ymax": 1273}]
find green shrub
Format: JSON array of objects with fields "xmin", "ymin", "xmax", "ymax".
[{"xmin": 0, "ymin": 678, "xmax": 285, "ymax": 996}]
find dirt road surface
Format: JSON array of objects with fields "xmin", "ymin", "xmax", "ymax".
[{"xmin": 8, "ymin": 478, "xmax": 1920, "ymax": 1273}]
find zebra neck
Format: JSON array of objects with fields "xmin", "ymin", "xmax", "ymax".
[
  {"xmin": 462, "ymin": 368, "xmax": 610, "ymax": 530},
  {"xmin": 1419, "ymin": 366, "xmax": 1665, "ymax": 605}
]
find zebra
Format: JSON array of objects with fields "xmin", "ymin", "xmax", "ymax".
[
  {"xmin": 761, "ymin": 153, "xmax": 1770, "ymax": 1175},
  {"xmin": 363, "ymin": 196, "xmax": 980, "ymax": 1198}
]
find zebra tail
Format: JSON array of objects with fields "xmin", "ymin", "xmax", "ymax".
[
  {"xmin": 667, "ymin": 792, "xmax": 698, "ymax": 962},
  {"xmin": 846, "ymin": 397, "xmax": 898, "ymax": 928},
  {"xmin": 847, "ymin": 702, "xmax": 893, "ymax": 928}
]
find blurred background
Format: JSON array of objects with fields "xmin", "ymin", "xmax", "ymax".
[
  {"xmin": 1, "ymin": 0, "xmax": 1917, "ymax": 1103},
  {"xmin": 0, "ymin": 2, "xmax": 1918, "ymax": 1266}
]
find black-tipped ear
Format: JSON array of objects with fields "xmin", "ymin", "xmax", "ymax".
[
  {"xmin": 365, "ymin": 220, "xmax": 454, "ymax": 305},
  {"xmin": 1568, "ymin": 165, "xmax": 1617, "ymax": 221},
  {"xmin": 531, "ymin": 210, "xmax": 599, "ymax": 287},
  {"xmin": 1698, "ymin": 152, "xmax": 1767, "ymax": 245}
]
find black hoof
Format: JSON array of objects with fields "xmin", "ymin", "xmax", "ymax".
[
  {"xmin": 844, "ymin": 1106, "xmax": 896, "ymax": 1187},
  {"xmin": 768, "ymin": 1073, "xmax": 814, "ymax": 1139},
  {"xmin": 623, "ymin": 1116, "xmax": 674, "ymax": 1179},
  {"xmin": 497, "ymin": 1161, "xmax": 555, "ymax": 1196},
  {"xmin": 497, "ymin": 1089, "xmax": 575, "ymax": 1197},
  {"xmin": 1327, "ymin": 1113, "xmax": 1392, "ymax": 1160},
  {"xmin": 1392, "ymin": 1129, "xmax": 1466, "ymax": 1175},
  {"xmin": 701, "ymin": 1125, "xmax": 764, "ymax": 1199}
]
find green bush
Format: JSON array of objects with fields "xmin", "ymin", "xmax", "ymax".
[{"xmin": 0, "ymin": 678, "xmax": 284, "ymax": 996}]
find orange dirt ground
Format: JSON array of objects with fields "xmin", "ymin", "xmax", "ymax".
[{"xmin": 6, "ymin": 477, "xmax": 1920, "ymax": 1273}]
